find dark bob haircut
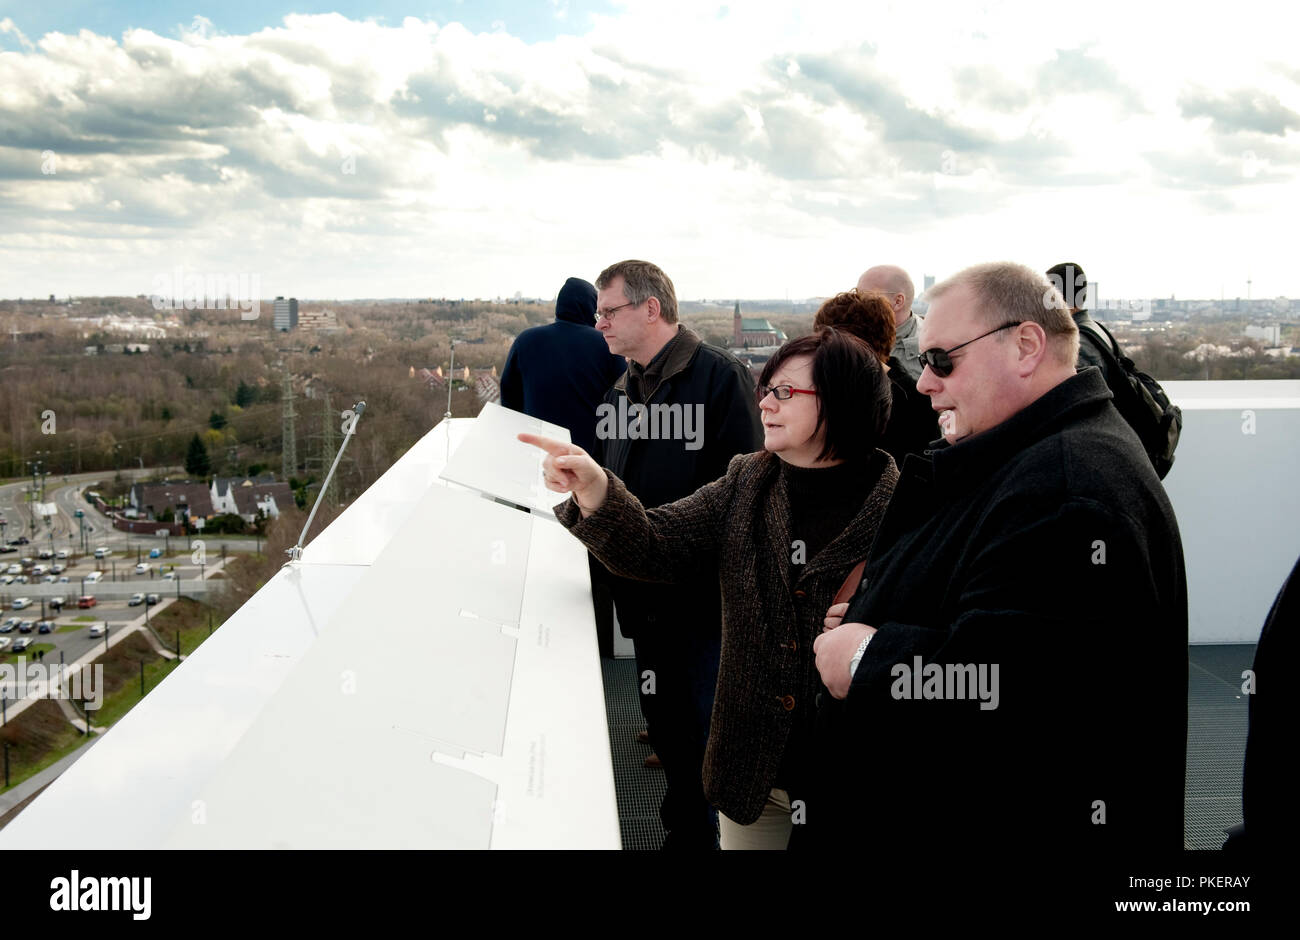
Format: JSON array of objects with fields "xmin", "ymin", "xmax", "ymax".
[
  {"xmin": 757, "ymin": 327, "xmax": 891, "ymax": 464},
  {"xmin": 813, "ymin": 290, "xmax": 896, "ymax": 364}
]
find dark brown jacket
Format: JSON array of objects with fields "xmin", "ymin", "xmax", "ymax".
[{"xmin": 556, "ymin": 448, "xmax": 898, "ymax": 824}]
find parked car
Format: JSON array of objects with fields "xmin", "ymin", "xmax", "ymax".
[
  {"xmin": 13, "ymin": 575, "xmax": 28, "ymax": 584},
  {"xmin": 146, "ymin": 593, "xmax": 161, "ymax": 606},
  {"xmin": 85, "ymin": 571, "xmax": 103, "ymax": 583},
  {"xmin": 56, "ymin": 549, "xmax": 70, "ymax": 560},
  {"xmin": 128, "ymin": 593, "xmax": 144, "ymax": 606},
  {"xmin": 12, "ymin": 637, "xmax": 32, "ymax": 652},
  {"xmin": 42, "ymin": 574, "xmax": 57, "ymax": 583},
  {"xmin": 57, "ymin": 576, "xmax": 70, "ymax": 583},
  {"xmin": 0, "ymin": 575, "xmax": 11, "ymax": 585},
  {"xmin": 0, "ymin": 637, "xmax": 9, "ymax": 650},
  {"xmin": 50, "ymin": 563, "xmax": 65, "ymax": 574},
  {"xmin": 17, "ymin": 620, "xmax": 35, "ymax": 633},
  {"xmin": 30, "ymin": 564, "xmax": 47, "ymax": 576},
  {"xmin": 134, "ymin": 563, "xmax": 149, "ymax": 575},
  {"xmin": 161, "ymin": 571, "xmax": 177, "ymax": 580},
  {"xmin": 0, "ymin": 546, "xmax": 15, "ymax": 554},
  {"xmin": 0, "ymin": 617, "xmax": 17, "ymax": 632},
  {"xmin": 38, "ymin": 549, "xmax": 54, "ymax": 560},
  {"xmin": 149, "ymin": 548, "xmax": 163, "ymax": 558},
  {"xmin": 11, "ymin": 537, "xmax": 28, "ymax": 545},
  {"xmin": 49, "ymin": 598, "xmax": 66, "ymax": 611},
  {"xmin": 12, "ymin": 597, "xmax": 32, "ymax": 610},
  {"xmin": 94, "ymin": 547, "xmax": 109, "ymax": 559},
  {"xmin": 37, "ymin": 620, "xmax": 54, "ymax": 634},
  {"xmin": 78, "ymin": 595, "xmax": 97, "ymax": 609},
  {"xmin": 4, "ymin": 564, "xmax": 19, "ymax": 575},
  {"xmin": 88, "ymin": 623, "xmax": 105, "ymax": 638}
]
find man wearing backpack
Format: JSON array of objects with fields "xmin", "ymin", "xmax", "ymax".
[
  {"xmin": 1046, "ymin": 261, "xmax": 1182, "ymax": 479},
  {"xmin": 1046, "ymin": 262, "xmax": 1109, "ymax": 374},
  {"xmin": 811, "ymin": 261, "xmax": 1188, "ymax": 855}
]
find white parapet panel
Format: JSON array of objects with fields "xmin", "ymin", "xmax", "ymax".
[
  {"xmin": 1162, "ymin": 380, "xmax": 1300, "ymax": 644},
  {"xmin": 0, "ymin": 416, "xmax": 618, "ymax": 849},
  {"xmin": 439, "ymin": 401, "xmax": 573, "ymax": 514}
]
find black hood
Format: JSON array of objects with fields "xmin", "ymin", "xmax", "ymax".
[{"xmin": 556, "ymin": 277, "xmax": 598, "ymax": 325}]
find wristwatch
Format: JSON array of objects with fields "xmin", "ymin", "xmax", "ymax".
[{"xmin": 848, "ymin": 634, "xmax": 873, "ymax": 679}]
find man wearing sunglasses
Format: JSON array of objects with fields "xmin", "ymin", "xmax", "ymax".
[{"xmin": 811, "ymin": 261, "xmax": 1187, "ymax": 858}]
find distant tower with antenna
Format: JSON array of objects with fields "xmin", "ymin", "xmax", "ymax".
[
  {"xmin": 281, "ymin": 368, "xmax": 298, "ymax": 480},
  {"xmin": 318, "ymin": 389, "xmax": 339, "ymax": 508}
]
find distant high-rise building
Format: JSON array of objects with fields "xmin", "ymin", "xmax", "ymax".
[
  {"xmin": 274, "ymin": 296, "xmax": 299, "ymax": 332},
  {"xmin": 923, "ymin": 274, "xmax": 935, "ymax": 292}
]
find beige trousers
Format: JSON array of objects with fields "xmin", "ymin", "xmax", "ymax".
[{"xmin": 719, "ymin": 788, "xmax": 793, "ymax": 850}]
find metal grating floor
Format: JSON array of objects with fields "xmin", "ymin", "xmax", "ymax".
[
  {"xmin": 1185, "ymin": 643, "xmax": 1252, "ymax": 850},
  {"xmin": 601, "ymin": 657, "xmax": 667, "ymax": 850},
  {"xmin": 602, "ymin": 645, "xmax": 1254, "ymax": 850}
]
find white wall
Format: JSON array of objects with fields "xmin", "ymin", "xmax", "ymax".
[{"xmin": 1162, "ymin": 381, "xmax": 1300, "ymax": 643}]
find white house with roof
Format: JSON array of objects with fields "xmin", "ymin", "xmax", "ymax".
[{"xmin": 210, "ymin": 475, "xmax": 293, "ymax": 523}]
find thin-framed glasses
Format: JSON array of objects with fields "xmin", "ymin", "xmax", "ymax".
[
  {"xmin": 595, "ymin": 300, "xmax": 639, "ymax": 322},
  {"xmin": 756, "ymin": 384, "xmax": 817, "ymax": 402},
  {"xmin": 918, "ymin": 321, "xmax": 1022, "ymax": 378}
]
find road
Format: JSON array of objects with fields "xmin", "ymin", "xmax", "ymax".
[
  {"xmin": 0, "ymin": 472, "xmax": 269, "ymax": 561},
  {"xmin": 0, "ymin": 470, "xmax": 263, "ymax": 667},
  {"xmin": 1, "ymin": 556, "xmax": 230, "ymax": 687}
]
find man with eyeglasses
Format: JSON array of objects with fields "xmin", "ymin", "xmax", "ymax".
[
  {"xmin": 590, "ymin": 259, "xmax": 762, "ymax": 850},
  {"xmin": 810, "ymin": 261, "xmax": 1187, "ymax": 858},
  {"xmin": 857, "ymin": 265, "xmax": 923, "ymax": 381}
]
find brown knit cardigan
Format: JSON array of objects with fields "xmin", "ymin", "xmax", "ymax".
[{"xmin": 555, "ymin": 448, "xmax": 898, "ymax": 825}]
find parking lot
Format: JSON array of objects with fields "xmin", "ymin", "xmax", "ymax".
[{"xmin": 0, "ymin": 544, "xmax": 214, "ymax": 670}]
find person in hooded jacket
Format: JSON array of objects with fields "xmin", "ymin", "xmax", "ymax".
[
  {"xmin": 500, "ymin": 276, "xmax": 627, "ymax": 453},
  {"xmin": 500, "ymin": 276, "xmax": 628, "ymax": 659}
]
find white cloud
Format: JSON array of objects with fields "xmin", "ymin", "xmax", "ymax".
[{"xmin": 0, "ymin": 2, "xmax": 1297, "ymax": 300}]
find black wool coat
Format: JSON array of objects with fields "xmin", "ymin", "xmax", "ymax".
[
  {"xmin": 588, "ymin": 327, "xmax": 763, "ymax": 639},
  {"xmin": 809, "ymin": 368, "xmax": 1188, "ymax": 853},
  {"xmin": 880, "ymin": 355, "xmax": 940, "ymax": 468},
  {"xmin": 499, "ymin": 277, "xmax": 626, "ymax": 453}
]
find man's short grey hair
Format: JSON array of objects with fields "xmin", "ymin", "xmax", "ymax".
[
  {"xmin": 925, "ymin": 262, "xmax": 1079, "ymax": 366},
  {"xmin": 596, "ymin": 260, "xmax": 678, "ymax": 324}
]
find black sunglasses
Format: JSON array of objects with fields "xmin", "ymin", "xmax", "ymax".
[{"xmin": 918, "ymin": 322, "xmax": 1022, "ymax": 378}]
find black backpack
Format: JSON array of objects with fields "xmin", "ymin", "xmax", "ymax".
[{"xmin": 1077, "ymin": 318, "xmax": 1183, "ymax": 479}]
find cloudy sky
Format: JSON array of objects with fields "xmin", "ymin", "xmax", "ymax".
[{"xmin": 1, "ymin": 0, "xmax": 1297, "ymax": 302}]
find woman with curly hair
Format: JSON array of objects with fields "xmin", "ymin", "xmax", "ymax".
[{"xmin": 814, "ymin": 289, "xmax": 940, "ymax": 467}]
